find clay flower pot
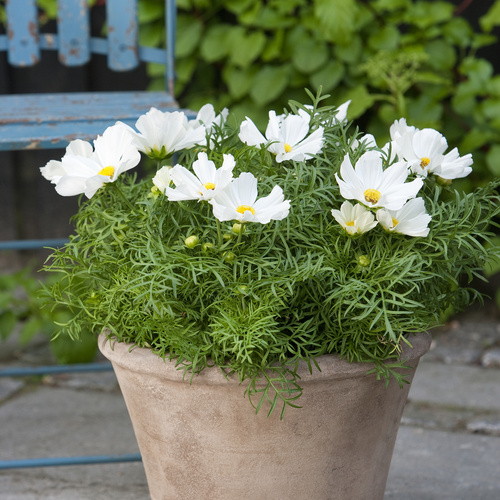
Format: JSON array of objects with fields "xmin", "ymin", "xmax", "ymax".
[{"xmin": 98, "ymin": 331, "xmax": 431, "ymax": 500}]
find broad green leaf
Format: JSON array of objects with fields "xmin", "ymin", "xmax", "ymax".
[
  {"xmin": 176, "ymin": 15, "xmax": 203, "ymax": 58},
  {"xmin": 139, "ymin": 23, "xmax": 163, "ymax": 48},
  {"xmin": 138, "ymin": 1, "xmax": 165, "ymax": 23},
  {"xmin": 368, "ymin": 25, "xmax": 400, "ymax": 51},
  {"xmin": 471, "ymin": 33, "xmax": 497, "ymax": 50},
  {"xmin": 262, "ymin": 29, "xmax": 285, "ymax": 62},
  {"xmin": 480, "ymin": 0, "xmax": 500, "ymax": 32},
  {"xmin": 249, "ymin": 64, "xmax": 291, "ymax": 105},
  {"xmin": 425, "ymin": 39, "xmax": 456, "ymax": 70},
  {"xmin": 340, "ymin": 85, "xmax": 375, "ymax": 119},
  {"xmin": 333, "ymin": 36, "xmax": 363, "ymax": 63},
  {"xmin": 486, "ymin": 144, "xmax": 500, "ymax": 176},
  {"xmin": 175, "ymin": 56, "xmax": 198, "ymax": 85},
  {"xmin": 405, "ymin": 1, "xmax": 454, "ymax": 29},
  {"xmin": 19, "ymin": 318, "xmax": 43, "ymax": 345},
  {"xmin": 0, "ymin": 311, "xmax": 17, "ymax": 340},
  {"xmin": 228, "ymin": 28, "xmax": 267, "ymax": 68},
  {"xmin": 200, "ymin": 24, "xmax": 232, "ymax": 62},
  {"xmin": 252, "ymin": 6, "xmax": 298, "ymax": 30},
  {"xmin": 442, "ymin": 17, "xmax": 473, "ymax": 48},
  {"xmin": 406, "ymin": 94, "xmax": 443, "ymax": 128},
  {"xmin": 372, "ymin": 0, "xmax": 411, "ymax": 9},
  {"xmin": 459, "ymin": 58, "xmax": 494, "ymax": 93},
  {"xmin": 310, "ymin": 60, "xmax": 345, "ymax": 93},
  {"xmin": 479, "ymin": 98, "xmax": 500, "ymax": 121},
  {"xmin": 291, "ymin": 38, "xmax": 329, "ymax": 74},
  {"xmin": 460, "ymin": 129, "xmax": 496, "ymax": 153},
  {"xmin": 223, "ymin": 65, "xmax": 258, "ymax": 100},
  {"xmin": 313, "ymin": 0, "xmax": 358, "ymax": 44},
  {"xmin": 224, "ymin": 0, "xmax": 258, "ymax": 16}
]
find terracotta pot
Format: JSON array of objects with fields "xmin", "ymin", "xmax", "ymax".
[{"xmin": 98, "ymin": 331, "xmax": 431, "ymax": 500}]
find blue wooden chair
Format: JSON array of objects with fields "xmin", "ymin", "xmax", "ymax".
[
  {"xmin": 0, "ymin": 0, "xmax": 182, "ymax": 470},
  {"xmin": 0, "ymin": 0, "xmax": 182, "ymax": 251},
  {"xmin": 0, "ymin": 0, "xmax": 178, "ymax": 151}
]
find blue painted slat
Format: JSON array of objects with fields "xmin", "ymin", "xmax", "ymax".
[
  {"xmin": 165, "ymin": 0, "xmax": 176, "ymax": 96},
  {"xmin": 0, "ymin": 91, "xmax": 187, "ymax": 151},
  {"xmin": 0, "ymin": 454, "xmax": 142, "ymax": 470},
  {"xmin": 57, "ymin": 0, "xmax": 90, "ymax": 66},
  {"xmin": 0, "ymin": 238, "xmax": 69, "ymax": 251},
  {"xmin": 106, "ymin": 0, "xmax": 139, "ymax": 71},
  {"xmin": 5, "ymin": 0, "xmax": 40, "ymax": 66},
  {"xmin": 0, "ymin": 362, "xmax": 112, "ymax": 378}
]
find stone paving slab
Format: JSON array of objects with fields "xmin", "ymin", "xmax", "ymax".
[
  {"xmin": 409, "ymin": 360, "xmax": 500, "ymax": 411},
  {"xmin": 386, "ymin": 427, "xmax": 500, "ymax": 500}
]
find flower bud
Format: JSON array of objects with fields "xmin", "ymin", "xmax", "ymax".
[
  {"xmin": 436, "ymin": 176, "xmax": 452, "ymax": 186},
  {"xmin": 223, "ymin": 233, "xmax": 233, "ymax": 241},
  {"xmin": 185, "ymin": 235, "xmax": 199, "ymax": 249},
  {"xmin": 202, "ymin": 242, "xmax": 214, "ymax": 252},
  {"xmin": 232, "ymin": 223, "xmax": 243, "ymax": 234},
  {"xmin": 223, "ymin": 251, "xmax": 235, "ymax": 263},
  {"xmin": 357, "ymin": 255, "xmax": 370, "ymax": 267}
]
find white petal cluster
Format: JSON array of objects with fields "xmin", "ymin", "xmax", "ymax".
[
  {"xmin": 165, "ymin": 152, "xmax": 235, "ymax": 201},
  {"xmin": 124, "ymin": 108, "xmax": 206, "ymax": 160},
  {"xmin": 210, "ymin": 172, "xmax": 290, "ymax": 224},
  {"xmin": 239, "ymin": 110, "xmax": 324, "ymax": 163},
  {"xmin": 40, "ymin": 124, "xmax": 141, "ymax": 199},
  {"xmin": 331, "ymin": 201, "xmax": 377, "ymax": 235},
  {"xmin": 376, "ymin": 198, "xmax": 431, "ymax": 237},
  {"xmin": 335, "ymin": 151, "xmax": 423, "ymax": 210},
  {"xmin": 390, "ymin": 118, "xmax": 472, "ymax": 179}
]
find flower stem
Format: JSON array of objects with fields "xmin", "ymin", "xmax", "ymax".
[
  {"xmin": 111, "ymin": 182, "xmax": 135, "ymax": 211},
  {"xmin": 216, "ymin": 219, "xmax": 223, "ymax": 247}
]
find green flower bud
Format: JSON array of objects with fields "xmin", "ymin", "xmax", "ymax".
[
  {"xmin": 223, "ymin": 251, "xmax": 235, "ymax": 263},
  {"xmin": 436, "ymin": 176, "xmax": 452, "ymax": 186},
  {"xmin": 185, "ymin": 235, "xmax": 199, "ymax": 249},
  {"xmin": 357, "ymin": 255, "xmax": 370, "ymax": 267},
  {"xmin": 232, "ymin": 223, "xmax": 244, "ymax": 234},
  {"xmin": 223, "ymin": 233, "xmax": 233, "ymax": 241},
  {"xmin": 202, "ymin": 242, "xmax": 214, "ymax": 252}
]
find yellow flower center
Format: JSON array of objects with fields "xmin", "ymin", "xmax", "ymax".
[
  {"xmin": 204, "ymin": 182, "xmax": 216, "ymax": 190},
  {"xmin": 236, "ymin": 205, "xmax": 256, "ymax": 215},
  {"xmin": 98, "ymin": 166, "xmax": 115, "ymax": 177},
  {"xmin": 284, "ymin": 143, "xmax": 293, "ymax": 153},
  {"xmin": 345, "ymin": 221, "xmax": 355, "ymax": 227},
  {"xmin": 392, "ymin": 217, "xmax": 399, "ymax": 227},
  {"xmin": 420, "ymin": 157, "xmax": 430, "ymax": 168},
  {"xmin": 364, "ymin": 189, "xmax": 381, "ymax": 204}
]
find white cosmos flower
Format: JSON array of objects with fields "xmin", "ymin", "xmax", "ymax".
[
  {"xmin": 333, "ymin": 100, "xmax": 350, "ymax": 123},
  {"xmin": 191, "ymin": 104, "xmax": 229, "ymax": 148},
  {"xmin": 239, "ymin": 110, "xmax": 324, "ymax": 163},
  {"xmin": 331, "ymin": 201, "xmax": 377, "ymax": 235},
  {"xmin": 210, "ymin": 172, "xmax": 290, "ymax": 224},
  {"xmin": 152, "ymin": 166, "xmax": 172, "ymax": 194},
  {"xmin": 390, "ymin": 120, "xmax": 472, "ymax": 179},
  {"xmin": 376, "ymin": 197, "xmax": 431, "ymax": 237},
  {"xmin": 41, "ymin": 124, "xmax": 141, "ymax": 199},
  {"xmin": 335, "ymin": 150, "xmax": 423, "ymax": 211},
  {"xmin": 166, "ymin": 152, "xmax": 235, "ymax": 201},
  {"xmin": 40, "ymin": 139, "xmax": 93, "ymax": 184},
  {"xmin": 124, "ymin": 108, "xmax": 206, "ymax": 160}
]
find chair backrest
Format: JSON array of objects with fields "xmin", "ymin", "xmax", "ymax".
[{"xmin": 1, "ymin": 0, "xmax": 176, "ymax": 95}]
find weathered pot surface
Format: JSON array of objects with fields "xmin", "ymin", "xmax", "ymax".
[{"xmin": 99, "ymin": 331, "xmax": 431, "ymax": 500}]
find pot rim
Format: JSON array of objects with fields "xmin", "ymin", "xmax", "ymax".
[{"xmin": 97, "ymin": 331, "xmax": 431, "ymax": 385}]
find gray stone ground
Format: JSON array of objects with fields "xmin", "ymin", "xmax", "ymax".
[{"xmin": 1, "ymin": 303, "xmax": 500, "ymax": 499}]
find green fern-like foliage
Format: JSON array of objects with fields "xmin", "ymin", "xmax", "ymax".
[{"xmin": 44, "ymin": 94, "xmax": 500, "ymax": 417}]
